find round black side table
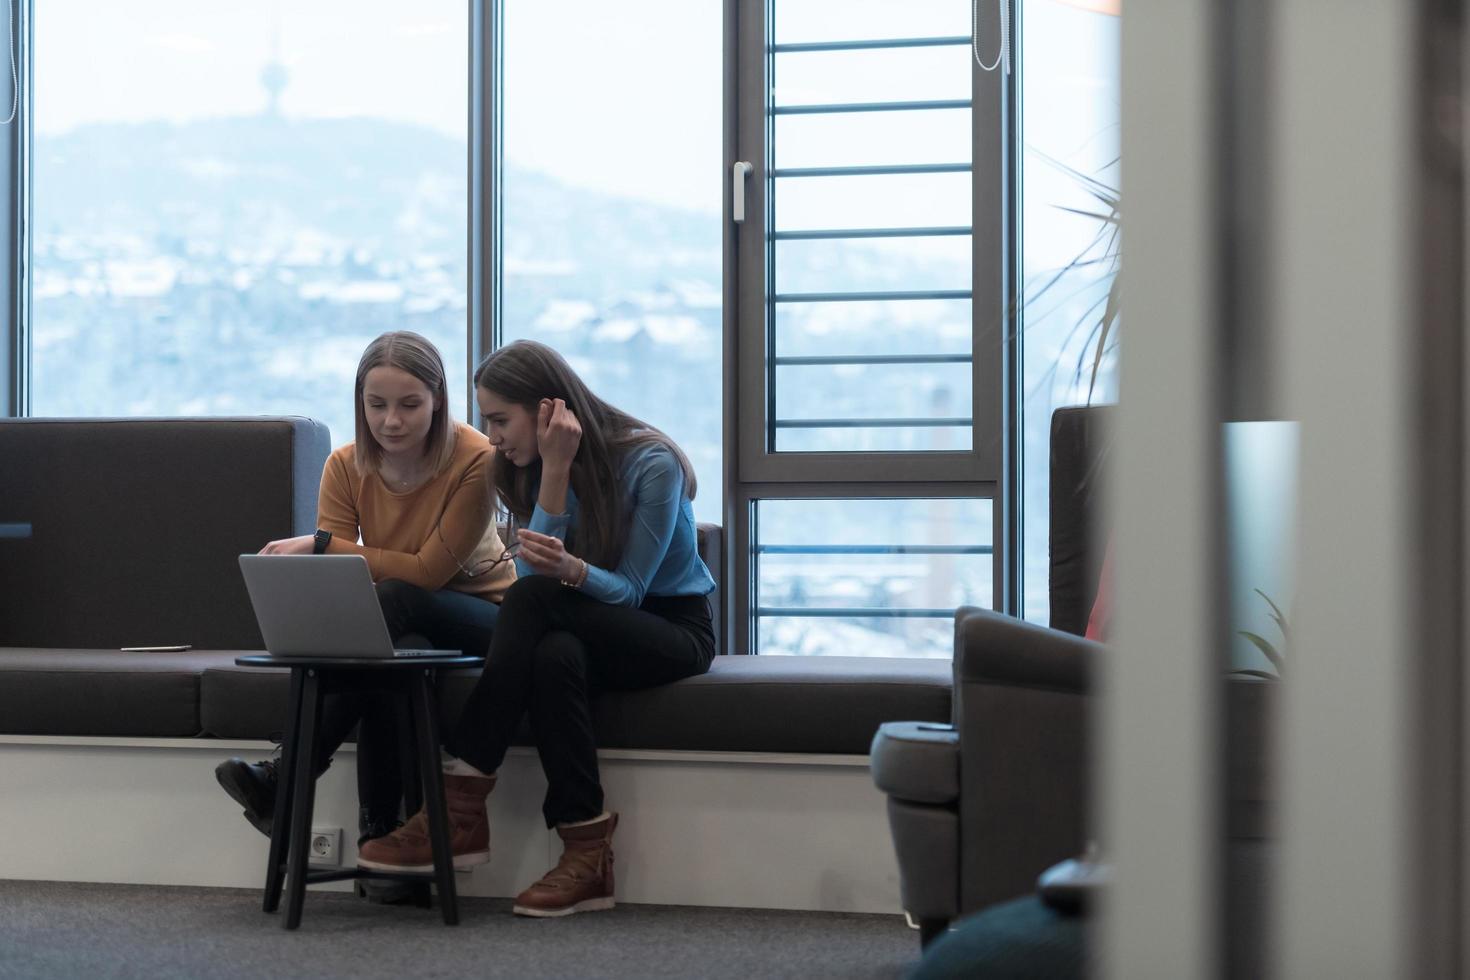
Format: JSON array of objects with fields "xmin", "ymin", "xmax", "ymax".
[{"xmin": 234, "ymin": 654, "xmax": 483, "ymax": 929}]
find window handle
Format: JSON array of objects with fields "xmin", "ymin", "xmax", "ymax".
[{"xmin": 732, "ymin": 161, "xmax": 753, "ymax": 223}]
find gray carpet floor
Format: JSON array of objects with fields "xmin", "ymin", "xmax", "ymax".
[{"xmin": 0, "ymin": 880, "xmax": 919, "ymax": 980}]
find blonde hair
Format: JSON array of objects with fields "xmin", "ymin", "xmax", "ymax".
[{"xmin": 353, "ymin": 331, "xmax": 457, "ymax": 478}]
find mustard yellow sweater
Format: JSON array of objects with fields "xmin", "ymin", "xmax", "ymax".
[{"xmin": 317, "ymin": 422, "xmax": 514, "ymax": 603}]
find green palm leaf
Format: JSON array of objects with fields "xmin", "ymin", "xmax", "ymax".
[
  {"xmin": 1239, "ymin": 630, "xmax": 1285, "ymax": 674},
  {"xmin": 1253, "ymin": 588, "xmax": 1290, "ymax": 639}
]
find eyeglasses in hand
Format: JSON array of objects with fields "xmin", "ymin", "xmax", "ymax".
[{"xmin": 437, "ymin": 520, "xmax": 519, "ymax": 579}]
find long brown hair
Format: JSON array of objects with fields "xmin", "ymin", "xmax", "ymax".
[
  {"xmin": 474, "ymin": 340, "xmax": 697, "ymax": 569},
  {"xmin": 353, "ymin": 331, "xmax": 457, "ymax": 478}
]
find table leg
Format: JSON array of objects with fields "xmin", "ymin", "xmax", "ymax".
[
  {"xmin": 399, "ymin": 696, "xmax": 423, "ymax": 816},
  {"xmin": 410, "ymin": 669, "xmax": 459, "ymax": 926},
  {"xmin": 262, "ymin": 666, "xmax": 305, "ymax": 914},
  {"xmin": 283, "ymin": 668, "xmax": 323, "ymax": 930}
]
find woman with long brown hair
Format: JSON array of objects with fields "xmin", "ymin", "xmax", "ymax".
[
  {"xmin": 214, "ymin": 330, "xmax": 515, "ymax": 870},
  {"xmin": 358, "ymin": 339, "xmax": 716, "ymax": 918}
]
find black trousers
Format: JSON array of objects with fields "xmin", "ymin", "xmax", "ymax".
[
  {"xmin": 448, "ymin": 575, "xmax": 715, "ymax": 826},
  {"xmin": 313, "ymin": 579, "xmax": 500, "ymax": 825}
]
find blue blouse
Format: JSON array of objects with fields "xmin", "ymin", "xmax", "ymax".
[{"xmin": 519, "ymin": 443, "xmax": 716, "ymax": 608}]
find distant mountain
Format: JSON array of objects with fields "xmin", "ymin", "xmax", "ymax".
[
  {"xmin": 33, "ymin": 115, "xmax": 721, "ymax": 294},
  {"xmin": 33, "ymin": 113, "xmax": 961, "ymax": 301},
  {"xmin": 36, "ymin": 116, "xmax": 462, "ymax": 252}
]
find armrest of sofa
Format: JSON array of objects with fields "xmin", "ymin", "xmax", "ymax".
[
  {"xmin": 951, "ymin": 607, "xmax": 1098, "ymax": 913},
  {"xmin": 954, "ymin": 606, "xmax": 1099, "ymax": 694},
  {"xmin": 870, "ymin": 721, "xmax": 962, "ymax": 925},
  {"xmin": 871, "ymin": 721, "xmax": 959, "ymax": 803}
]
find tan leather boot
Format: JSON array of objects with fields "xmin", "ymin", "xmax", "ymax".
[
  {"xmin": 357, "ymin": 773, "xmax": 496, "ymax": 872},
  {"xmin": 512, "ymin": 812, "xmax": 619, "ymax": 917}
]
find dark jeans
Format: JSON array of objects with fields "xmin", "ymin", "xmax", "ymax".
[
  {"xmin": 447, "ymin": 575, "xmax": 715, "ymax": 827},
  {"xmin": 313, "ymin": 579, "xmax": 500, "ymax": 825}
]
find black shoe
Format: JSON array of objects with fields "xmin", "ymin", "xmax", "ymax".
[
  {"xmin": 215, "ymin": 757, "xmax": 278, "ymax": 837},
  {"xmin": 356, "ymin": 879, "xmax": 433, "ymax": 907}
]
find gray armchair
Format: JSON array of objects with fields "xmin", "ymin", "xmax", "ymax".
[{"xmin": 870, "ymin": 407, "xmax": 1109, "ymax": 945}]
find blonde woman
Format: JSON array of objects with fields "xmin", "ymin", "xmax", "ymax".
[{"xmin": 215, "ymin": 331, "xmax": 515, "ymax": 866}]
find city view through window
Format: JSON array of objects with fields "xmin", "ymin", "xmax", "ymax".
[{"xmin": 32, "ymin": 1, "xmax": 472, "ymax": 458}]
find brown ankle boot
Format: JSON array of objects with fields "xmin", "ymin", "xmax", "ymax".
[
  {"xmin": 512, "ymin": 812, "xmax": 618, "ymax": 917},
  {"xmin": 357, "ymin": 773, "xmax": 496, "ymax": 872}
]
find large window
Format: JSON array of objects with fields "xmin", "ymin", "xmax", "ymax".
[
  {"xmin": 1019, "ymin": 0, "xmax": 1120, "ymax": 623},
  {"xmin": 733, "ymin": 0, "xmax": 1006, "ymax": 656},
  {"xmin": 499, "ymin": 0, "xmax": 723, "ymax": 520},
  {"xmin": 31, "ymin": 1, "xmax": 468, "ymax": 447}
]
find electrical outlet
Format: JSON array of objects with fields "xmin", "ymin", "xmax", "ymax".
[{"xmin": 309, "ymin": 827, "xmax": 342, "ymax": 867}]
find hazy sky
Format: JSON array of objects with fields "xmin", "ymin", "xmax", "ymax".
[
  {"xmin": 34, "ymin": 0, "xmax": 726, "ymax": 212},
  {"xmin": 32, "ymin": 0, "xmax": 1116, "ymax": 244},
  {"xmin": 36, "ymin": 1, "xmax": 465, "ymax": 135}
]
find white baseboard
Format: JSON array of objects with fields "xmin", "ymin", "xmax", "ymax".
[{"xmin": 0, "ymin": 736, "xmax": 902, "ymax": 915}]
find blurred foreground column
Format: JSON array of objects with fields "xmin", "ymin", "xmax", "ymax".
[
  {"xmin": 1272, "ymin": 1, "xmax": 1465, "ymax": 977},
  {"xmin": 1105, "ymin": 0, "xmax": 1466, "ymax": 977},
  {"xmin": 1103, "ymin": 0, "xmax": 1223, "ymax": 976}
]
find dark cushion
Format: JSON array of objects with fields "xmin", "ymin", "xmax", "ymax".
[
  {"xmin": 204, "ymin": 654, "xmax": 951, "ymax": 756},
  {"xmin": 198, "ymin": 657, "xmax": 523, "ymax": 744},
  {"xmin": 441, "ymin": 654, "xmax": 950, "ymax": 755},
  {"xmin": 1048, "ymin": 407, "xmax": 1112, "ymax": 637},
  {"xmin": 0, "ymin": 648, "xmax": 247, "ymax": 736},
  {"xmin": 591, "ymin": 655, "xmax": 951, "ymax": 754},
  {"xmin": 0, "ymin": 417, "xmax": 330, "ymax": 650},
  {"xmin": 198, "ymin": 658, "xmax": 297, "ymax": 741},
  {"xmin": 912, "ymin": 895, "xmax": 1086, "ymax": 980}
]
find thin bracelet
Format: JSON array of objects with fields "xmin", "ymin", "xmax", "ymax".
[{"xmin": 561, "ymin": 557, "xmax": 589, "ymax": 589}]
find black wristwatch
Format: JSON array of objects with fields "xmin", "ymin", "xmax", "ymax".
[{"xmin": 312, "ymin": 528, "xmax": 333, "ymax": 555}]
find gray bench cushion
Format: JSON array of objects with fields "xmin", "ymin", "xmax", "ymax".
[
  {"xmin": 0, "ymin": 648, "xmax": 239, "ymax": 737},
  {"xmin": 582, "ymin": 655, "xmax": 951, "ymax": 754},
  {"xmin": 197, "ymin": 657, "xmax": 302, "ymax": 742},
  {"xmin": 198, "ymin": 658, "xmax": 520, "ymax": 745},
  {"xmin": 202, "ymin": 654, "xmax": 952, "ymax": 756}
]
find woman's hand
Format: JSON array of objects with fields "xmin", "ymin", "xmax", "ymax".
[
  {"xmin": 259, "ymin": 534, "xmax": 316, "ymax": 556},
  {"xmin": 515, "ymin": 529, "xmax": 579, "ymax": 580},
  {"xmin": 536, "ymin": 398, "xmax": 582, "ymax": 473}
]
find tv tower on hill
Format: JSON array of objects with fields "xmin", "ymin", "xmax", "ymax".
[{"xmin": 260, "ymin": 19, "xmax": 288, "ymax": 117}]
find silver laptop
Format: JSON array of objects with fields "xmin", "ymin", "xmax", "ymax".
[{"xmin": 239, "ymin": 554, "xmax": 440, "ymax": 658}]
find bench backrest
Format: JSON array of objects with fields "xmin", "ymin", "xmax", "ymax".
[{"xmin": 0, "ymin": 417, "xmax": 330, "ymax": 649}]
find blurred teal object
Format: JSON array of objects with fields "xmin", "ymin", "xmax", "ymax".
[
  {"xmin": 909, "ymin": 896, "xmax": 1085, "ymax": 980},
  {"xmin": 1224, "ymin": 422, "xmax": 1299, "ymax": 675}
]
